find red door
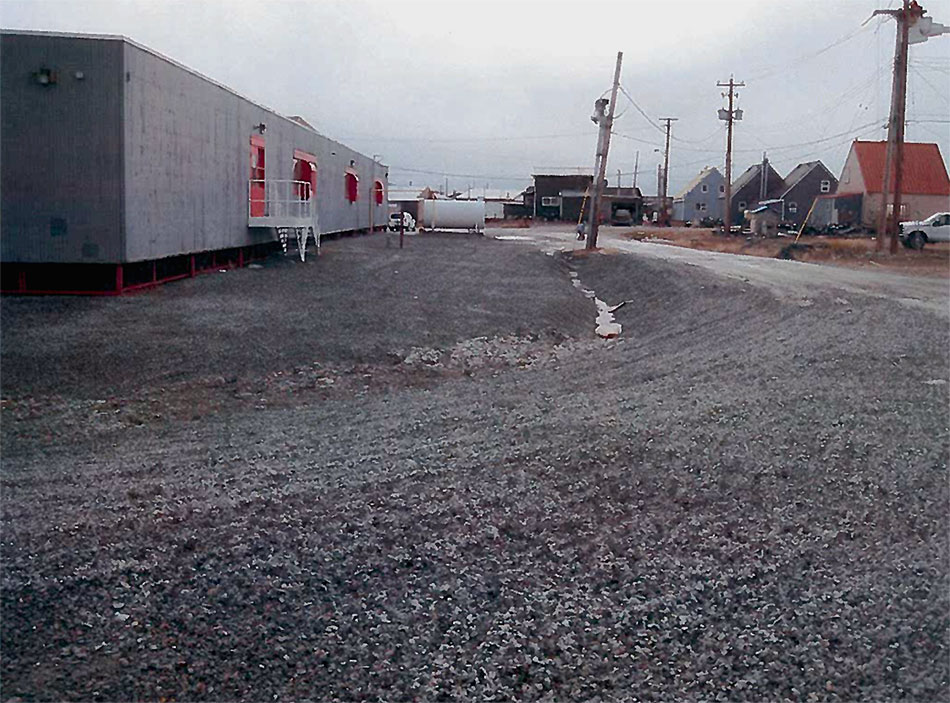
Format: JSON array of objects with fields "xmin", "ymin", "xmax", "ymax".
[{"xmin": 250, "ymin": 136, "xmax": 266, "ymax": 217}]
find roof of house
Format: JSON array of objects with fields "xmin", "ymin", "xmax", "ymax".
[
  {"xmin": 779, "ymin": 161, "xmax": 829, "ymax": 197},
  {"xmin": 674, "ymin": 166, "xmax": 721, "ymax": 199},
  {"xmin": 731, "ymin": 163, "xmax": 763, "ymax": 193},
  {"xmin": 851, "ymin": 141, "xmax": 950, "ymax": 195}
]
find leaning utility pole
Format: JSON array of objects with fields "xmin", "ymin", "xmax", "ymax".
[
  {"xmin": 717, "ymin": 77, "xmax": 744, "ymax": 233},
  {"xmin": 873, "ymin": 1, "xmax": 946, "ymax": 252},
  {"xmin": 876, "ymin": 0, "xmax": 915, "ymax": 252},
  {"xmin": 659, "ymin": 117, "xmax": 678, "ymax": 225},
  {"xmin": 632, "ymin": 150, "xmax": 640, "ymax": 190},
  {"xmin": 587, "ymin": 51, "xmax": 623, "ymax": 250}
]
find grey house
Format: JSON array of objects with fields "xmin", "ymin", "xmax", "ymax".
[
  {"xmin": 729, "ymin": 160, "xmax": 784, "ymax": 225},
  {"xmin": 1, "ymin": 30, "xmax": 387, "ymax": 293},
  {"xmin": 672, "ymin": 167, "xmax": 725, "ymax": 223},
  {"xmin": 778, "ymin": 161, "xmax": 838, "ymax": 226}
]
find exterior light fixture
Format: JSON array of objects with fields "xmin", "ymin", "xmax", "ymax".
[
  {"xmin": 33, "ymin": 67, "xmax": 56, "ymax": 86},
  {"xmin": 256, "ymin": 122, "xmax": 266, "ymax": 134}
]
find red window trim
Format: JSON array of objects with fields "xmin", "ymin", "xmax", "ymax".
[
  {"xmin": 250, "ymin": 134, "xmax": 265, "ymax": 148},
  {"xmin": 293, "ymin": 149, "xmax": 317, "ymax": 163},
  {"xmin": 345, "ymin": 170, "xmax": 359, "ymax": 203}
]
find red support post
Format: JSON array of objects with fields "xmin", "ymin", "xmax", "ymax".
[
  {"xmin": 18, "ymin": 269, "xmax": 27, "ymax": 293},
  {"xmin": 115, "ymin": 264, "xmax": 124, "ymax": 293},
  {"xmin": 189, "ymin": 255, "xmax": 196, "ymax": 277},
  {"xmin": 152, "ymin": 261, "xmax": 157, "ymax": 283},
  {"xmin": 238, "ymin": 248, "xmax": 244, "ymax": 268}
]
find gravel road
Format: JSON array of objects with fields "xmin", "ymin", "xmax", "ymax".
[{"xmin": 2, "ymin": 230, "xmax": 948, "ymax": 702}]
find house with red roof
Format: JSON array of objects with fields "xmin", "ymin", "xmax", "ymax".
[{"xmin": 829, "ymin": 141, "xmax": 950, "ymax": 230}]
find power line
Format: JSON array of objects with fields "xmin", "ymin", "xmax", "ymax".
[
  {"xmin": 338, "ymin": 131, "xmax": 597, "ymax": 144},
  {"xmin": 744, "ymin": 21, "xmax": 874, "ymax": 83}
]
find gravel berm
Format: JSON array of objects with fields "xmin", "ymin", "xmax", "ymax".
[{"xmin": 2, "ymin": 232, "xmax": 948, "ymax": 701}]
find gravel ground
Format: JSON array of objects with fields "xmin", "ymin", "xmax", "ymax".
[{"xmin": 2, "ymin": 232, "xmax": 948, "ymax": 701}]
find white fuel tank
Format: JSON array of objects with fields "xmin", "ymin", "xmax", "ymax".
[{"xmin": 417, "ymin": 199, "xmax": 485, "ymax": 231}]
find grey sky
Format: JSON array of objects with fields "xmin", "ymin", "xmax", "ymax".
[{"xmin": 2, "ymin": 0, "xmax": 948, "ymax": 196}]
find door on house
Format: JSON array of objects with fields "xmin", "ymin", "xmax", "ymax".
[{"xmin": 250, "ymin": 136, "xmax": 266, "ymax": 217}]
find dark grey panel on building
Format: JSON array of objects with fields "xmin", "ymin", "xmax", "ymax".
[
  {"xmin": 2, "ymin": 33, "xmax": 125, "ymax": 263},
  {"xmin": 532, "ymin": 175, "xmax": 593, "ymax": 221},
  {"xmin": 779, "ymin": 161, "xmax": 838, "ymax": 226},
  {"xmin": 2, "ymin": 30, "xmax": 387, "ymax": 265}
]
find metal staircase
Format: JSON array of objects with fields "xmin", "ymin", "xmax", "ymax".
[{"xmin": 248, "ymin": 179, "xmax": 320, "ymax": 261}]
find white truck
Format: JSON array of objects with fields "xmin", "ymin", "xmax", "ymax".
[
  {"xmin": 388, "ymin": 212, "xmax": 415, "ymax": 232},
  {"xmin": 899, "ymin": 212, "xmax": 950, "ymax": 250}
]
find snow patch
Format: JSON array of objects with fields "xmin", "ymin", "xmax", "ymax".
[{"xmin": 569, "ymin": 271, "xmax": 623, "ymax": 339}]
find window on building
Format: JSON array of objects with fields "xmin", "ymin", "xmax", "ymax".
[
  {"xmin": 250, "ymin": 136, "xmax": 266, "ymax": 217},
  {"xmin": 738, "ymin": 201, "xmax": 747, "ymax": 210},
  {"xmin": 541, "ymin": 196, "xmax": 561, "ymax": 207},
  {"xmin": 788, "ymin": 202, "xmax": 798, "ymax": 214},
  {"xmin": 293, "ymin": 150, "xmax": 317, "ymax": 200},
  {"xmin": 345, "ymin": 171, "xmax": 359, "ymax": 203},
  {"xmin": 701, "ymin": 184, "xmax": 709, "ymax": 193},
  {"xmin": 719, "ymin": 184, "xmax": 725, "ymax": 193},
  {"xmin": 697, "ymin": 202, "xmax": 707, "ymax": 212},
  {"xmin": 820, "ymin": 179, "xmax": 831, "ymax": 193},
  {"xmin": 374, "ymin": 180, "xmax": 384, "ymax": 205}
]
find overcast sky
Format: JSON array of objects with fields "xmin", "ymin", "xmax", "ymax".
[{"xmin": 3, "ymin": 0, "xmax": 949, "ymax": 196}]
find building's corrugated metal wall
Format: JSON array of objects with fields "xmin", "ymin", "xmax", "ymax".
[
  {"xmin": 1, "ymin": 31, "xmax": 387, "ymax": 265},
  {"xmin": 122, "ymin": 42, "xmax": 387, "ymax": 262},
  {"xmin": 1, "ymin": 33, "xmax": 125, "ymax": 263}
]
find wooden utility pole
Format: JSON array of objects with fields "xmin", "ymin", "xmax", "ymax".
[
  {"xmin": 659, "ymin": 117, "xmax": 678, "ymax": 225},
  {"xmin": 633, "ymin": 149, "xmax": 640, "ymax": 190},
  {"xmin": 587, "ymin": 51, "xmax": 623, "ymax": 250},
  {"xmin": 717, "ymin": 77, "xmax": 744, "ymax": 233},
  {"xmin": 876, "ymin": 0, "xmax": 920, "ymax": 253}
]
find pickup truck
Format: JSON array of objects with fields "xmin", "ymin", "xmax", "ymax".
[
  {"xmin": 388, "ymin": 212, "xmax": 415, "ymax": 232},
  {"xmin": 899, "ymin": 212, "xmax": 950, "ymax": 250}
]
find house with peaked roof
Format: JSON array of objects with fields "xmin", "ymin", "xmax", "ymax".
[
  {"xmin": 779, "ymin": 161, "xmax": 838, "ymax": 226},
  {"xmin": 729, "ymin": 160, "xmax": 784, "ymax": 225},
  {"xmin": 829, "ymin": 141, "xmax": 950, "ymax": 229},
  {"xmin": 672, "ymin": 167, "xmax": 725, "ymax": 223}
]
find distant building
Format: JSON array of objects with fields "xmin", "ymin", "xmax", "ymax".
[
  {"xmin": 1, "ymin": 30, "xmax": 386, "ymax": 294},
  {"xmin": 559, "ymin": 185, "xmax": 643, "ymax": 225},
  {"xmin": 746, "ymin": 205, "xmax": 781, "ymax": 236},
  {"xmin": 673, "ymin": 167, "xmax": 725, "ymax": 223},
  {"xmin": 729, "ymin": 160, "xmax": 785, "ymax": 225},
  {"xmin": 504, "ymin": 187, "xmax": 534, "ymax": 219},
  {"xmin": 778, "ymin": 161, "xmax": 838, "ymax": 226},
  {"xmin": 827, "ymin": 140, "xmax": 950, "ymax": 229},
  {"xmin": 532, "ymin": 173, "xmax": 594, "ymax": 220}
]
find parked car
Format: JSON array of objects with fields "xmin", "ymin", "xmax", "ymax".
[
  {"xmin": 899, "ymin": 212, "xmax": 950, "ymax": 250},
  {"xmin": 611, "ymin": 208, "xmax": 634, "ymax": 226},
  {"xmin": 388, "ymin": 212, "xmax": 415, "ymax": 231}
]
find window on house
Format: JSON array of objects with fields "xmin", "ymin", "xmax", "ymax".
[
  {"xmin": 345, "ymin": 172, "xmax": 359, "ymax": 203},
  {"xmin": 698, "ymin": 203, "xmax": 707, "ymax": 212},
  {"xmin": 820, "ymin": 180, "xmax": 831, "ymax": 193},
  {"xmin": 374, "ymin": 180, "xmax": 384, "ymax": 205},
  {"xmin": 788, "ymin": 202, "xmax": 798, "ymax": 214},
  {"xmin": 701, "ymin": 184, "xmax": 709, "ymax": 193},
  {"xmin": 541, "ymin": 196, "xmax": 561, "ymax": 207},
  {"xmin": 738, "ymin": 201, "xmax": 747, "ymax": 210},
  {"xmin": 719, "ymin": 184, "xmax": 725, "ymax": 193}
]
